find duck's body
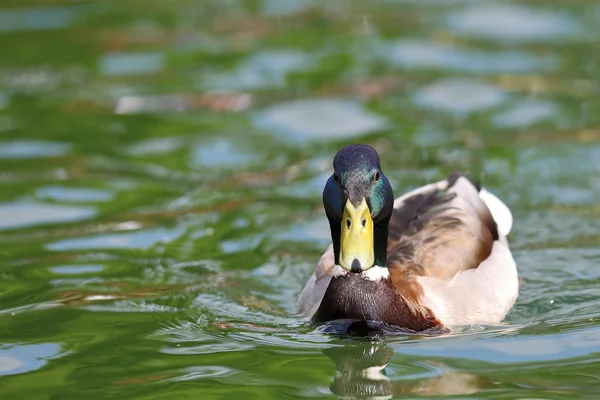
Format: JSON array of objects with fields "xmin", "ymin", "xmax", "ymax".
[{"xmin": 297, "ymin": 145, "xmax": 519, "ymax": 331}]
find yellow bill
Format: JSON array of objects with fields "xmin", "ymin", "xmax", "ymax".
[{"xmin": 339, "ymin": 198, "xmax": 374, "ymax": 272}]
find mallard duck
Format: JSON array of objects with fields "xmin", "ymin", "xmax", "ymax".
[{"xmin": 297, "ymin": 144, "xmax": 519, "ymax": 331}]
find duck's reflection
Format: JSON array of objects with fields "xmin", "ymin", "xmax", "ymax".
[
  {"xmin": 325, "ymin": 342, "xmax": 394, "ymax": 399},
  {"xmin": 324, "ymin": 341, "xmax": 485, "ymax": 399}
]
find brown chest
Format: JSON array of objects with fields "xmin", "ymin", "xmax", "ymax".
[{"xmin": 313, "ymin": 274, "xmax": 440, "ymax": 332}]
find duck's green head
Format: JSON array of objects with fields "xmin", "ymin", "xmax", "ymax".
[{"xmin": 323, "ymin": 144, "xmax": 394, "ymax": 273}]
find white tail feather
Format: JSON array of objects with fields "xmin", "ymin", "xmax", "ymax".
[
  {"xmin": 479, "ymin": 189, "xmax": 513, "ymax": 237},
  {"xmin": 449, "ymin": 177, "xmax": 491, "ymax": 221}
]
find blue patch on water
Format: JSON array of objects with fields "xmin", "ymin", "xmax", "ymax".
[
  {"xmin": 0, "ymin": 343, "xmax": 62, "ymax": 377},
  {"xmin": 46, "ymin": 227, "xmax": 184, "ymax": 251},
  {"xmin": 106, "ymin": 179, "xmax": 140, "ymax": 190},
  {"xmin": 261, "ymin": 0, "xmax": 314, "ymax": 16},
  {"xmin": 278, "ymin": 171, "xmax": 330, "ymax": 198},
  {"xmin": 36, "ymin": 186, "xmax": 115, "ymax": 203},
  {"xmin": 190, "ymin": 139, "xmax": 256, "ymax": 168},
  {"xmin": 100, "ymin": 52, "xmax": 165, "ymax": 76},
  {"xmin": 0, "ymin": 6, "xmax": 82, "ymax": 33},
  {"xmin": 0, "ymin": 202, "xmax": 96, "ymax": 231},
  {"xmin": 393, "ymin": 327, "xmax": 600, "ymax": 364},
  {"xmin": 412, "ymin": 78, "xmax": 507, "ymax": 115},
  {"xmin": 254, "ymin": 99, "xmax": 388, "ymax": 142},
  {"xmin": 170, "ymin": 366, "xmax": 235, "ymax": 382},
  {"xmin": 383, "ymin": 39, "xmax": 556, "ymax": 73},
  {"xmin": 493, "ymin": 100, "xmax": 558, "ymax": 128},
  {"xmin": 0, "ymin": 140, "xmax": 71, "ymax": 159},
  {"xmin": 205, "ymin": 50, "xmax": 314, "ymax": 90},
  {"xmin": 127, "ymin": 137, "xmax": 184, "ymax": 156},
  {"xmin": 276, "ymin": 218, "xmax": 331, "ymax": 243},
  {"xmin": 49, "ymin": 264, "xmax": 105, "ymax": 275},
  {"xmin": 447, "ymin": 4, "xmax": 579, "ymax": 42},
  {"xmin": 220, "ymin": 235, "xmax": 264, "ymax": 254}
]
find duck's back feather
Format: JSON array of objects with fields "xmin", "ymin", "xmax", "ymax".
[
  {"xmin": 387, "ymin": 174, "xmax": 518, "ymax": 326},
  {"xmin": 387, "ymin": 174, "xmax": 497, "ymax": 282}
]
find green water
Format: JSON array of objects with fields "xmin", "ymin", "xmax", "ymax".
[{"xmin": 1, "ymin": 1, "xmax": 600, "ymax": 398}]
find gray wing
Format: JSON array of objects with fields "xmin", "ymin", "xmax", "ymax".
[{"xmin": 296, "ymin": 244, "xmax": 334, "ymax": 317}]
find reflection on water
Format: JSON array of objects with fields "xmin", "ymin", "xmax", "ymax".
[
  {"xmin": 327, "ymin": 342, "xmax": 395, "ymax": 399},
  {"xmin": 326, "ymin": 341, "xmax": 484, "ymax": 399}
]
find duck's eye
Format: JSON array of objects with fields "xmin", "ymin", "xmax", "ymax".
[
  {"xmin": 373, "ymin": 171, "xmax": 380, "ymax": 182},
  {"xmin": 333, "ymin": 174, "xmax": 339, "ymax": 183}
]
